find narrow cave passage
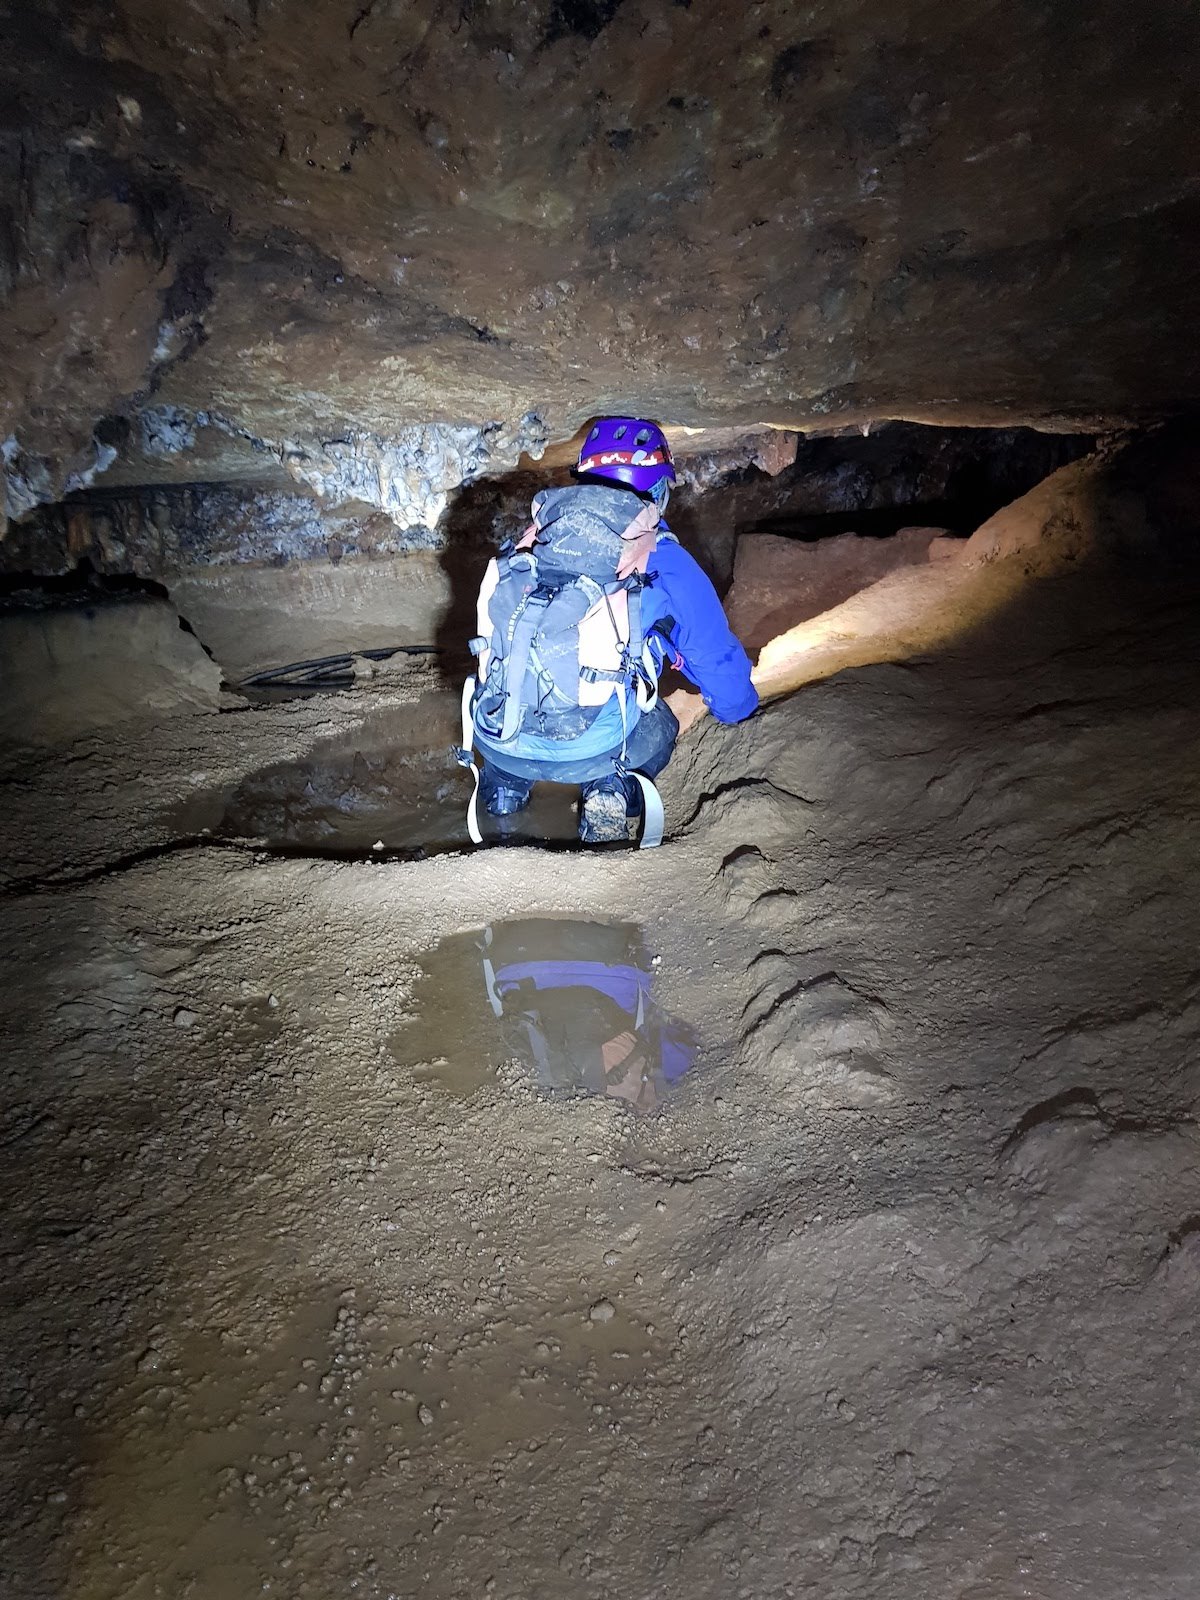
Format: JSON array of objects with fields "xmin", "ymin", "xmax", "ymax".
[
  {"xmin": 6, "ymin": 415, "xmax": 1200, "ymax": 1600},
  {"xmin": 3, "ymin": 420, "xmax": 1095, "ymax": 862},
  {"xmin": 6, "ymin": 442, "xmax": 1200, "ymax": 1600}
]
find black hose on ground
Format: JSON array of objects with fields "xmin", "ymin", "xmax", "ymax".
[{"xmin": 236, "ymin": 644, "xmax": 441, "ymax": 689}]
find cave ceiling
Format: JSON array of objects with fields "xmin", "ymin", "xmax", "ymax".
[{"xmin": 2, "ymin": 0, "xmax": 1197, "ymax": 522}]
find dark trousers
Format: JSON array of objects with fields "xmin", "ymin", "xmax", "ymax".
[{"xmin": 479, "ymin": 699, "xmax": 679, "ymax": 809}]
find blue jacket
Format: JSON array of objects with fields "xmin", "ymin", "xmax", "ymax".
[
  {"xmin": 493, "ymin": 958, "xmax": 695, "ymax": 1084},
  {"xmin": 643, "ymin": 537, "xmax": 759, "ymax": 723}
]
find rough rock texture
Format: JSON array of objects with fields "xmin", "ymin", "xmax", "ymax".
[
  {"xmin": 278, "ymin": 417, "xmax": 552, "ymax": 531},
  {"xmin": 727, "ymin": 526, "xmax": 944, "ymax": 654},
  {"xmin": 170, "ymin": 555, "xmax": 453, "ymax": 679},
  {"xmin": 0, "ymin": 423, "xmax": 1098, "ymax": 682},
  {"xmin": 3, "ymin": 484, "xmax": 417, "ymax": 575},
  {"xmin": 0, "ymin": 595, "xmax": 223, "ymax": 745},
  {"xmin": 6, "ymin": 424, "xmax": 1093, "ymax": 578},
  {"xmin": 2, "ymin": 0, "xmax": 1197, "ymax": 523},
  {"xmin": 671, "ymin": 422, "xmax": 1095, "ymax": 585},
  {"xmin": 752, "ymin": 426, "xmax": 1198, "ymax": 699},
  {"xmin": 3, "ymin": 545, "xmax": 1199, "ymax": 1597}
]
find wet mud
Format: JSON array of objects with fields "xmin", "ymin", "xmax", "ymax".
[
  {"xmin": 6, "ymin": 572, "xmax": 1200, "ymax": 1599},
  {"xmin": 172, "ymin": 691, "xmax": 581, "ymax": 856}
]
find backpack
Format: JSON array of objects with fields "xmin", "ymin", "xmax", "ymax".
[
  {"xmin": 473, "ymin": 485, "xmax": 662, "ymax": 742},
  {"xmin": 455, "ymin": 486, "xmax": 670, "ymax": 847}
]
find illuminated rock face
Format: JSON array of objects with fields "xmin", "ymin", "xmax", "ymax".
[{"xmin": 2, "ymin": 0, "xmax": 1199, "ymax": 527}]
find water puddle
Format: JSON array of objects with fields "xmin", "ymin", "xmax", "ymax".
[
  {"xmin": 171, "ymin": 691, "xmax": 581, "ymax": 855},
  {"xmin": 390, "ymin": 918, "xmax": 699, "ymax": 1115}
]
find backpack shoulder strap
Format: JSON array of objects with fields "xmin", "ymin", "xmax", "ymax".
[
  {"xmin": 624, "ymin": 577, "xmax": 645, "ymax": 663},
  {"xmin": 470, "ymin": 556, "xmax": 502, "ymax": 664}
]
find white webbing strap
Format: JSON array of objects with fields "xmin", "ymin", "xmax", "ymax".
[
  {"xmin": 635, "ymin": 641, "xmax": 659, "ymax": 713},
  {"xmin": 612, "ymin": 681, "xmax": 664, "ymax": 847},
  {"xmin": 480, "ymin": 926, "xmax": 503, "ymax": 1013},
  {"xmin": 459, "ymin": 675, "xmax": 484, "ymax": 845},
  {"xmin": 628, "ymin": 771, "xmax": 665, "ymax": 850}
]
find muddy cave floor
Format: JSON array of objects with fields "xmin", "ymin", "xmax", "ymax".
[{"xmin": 3, "ymin": 566, "xmax": 1200, "ymax": 1600}]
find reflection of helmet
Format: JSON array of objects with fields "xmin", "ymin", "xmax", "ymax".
[{"xmin": 577, "ymin": 417, "xmax": 676, "ymax": 497}]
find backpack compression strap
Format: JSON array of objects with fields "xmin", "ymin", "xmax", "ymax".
[
  {"xmin": 624, "ymin": 582, "xmax": 661, "ymax": 713},
  {"xmin": 608, "ymin": 675, "xmax": 665, "ymax": 850},
  {"xmin": 480, "ymin": 925, "xmax": 503, "ymax": 1013},
  {"xmin": 497, "ymin": 589, "xmax": 550, "ymax": 743},
  {"xmin": 456, "ymin": 675, "xmax": 484, "ymax": 845},
  {"xmin": 614, "ymin": 580, "xmax": 664, "ymax": 848}
]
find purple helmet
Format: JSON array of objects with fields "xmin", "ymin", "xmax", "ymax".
[{"xmin": 577, "ymin": 417, "xmax": 676, "ymax": 496}]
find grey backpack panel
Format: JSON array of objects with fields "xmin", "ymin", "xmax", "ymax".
[
  {"xmin": 473, "ymin": 550, "xmax": 614, "ymax": 741},
  {"xmin": 529, "ymin": 485, "xmax": 647, "ymax": 582}
]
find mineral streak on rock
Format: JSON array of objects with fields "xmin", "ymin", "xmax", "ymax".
[{"xmin": 278, "ymin": 415, "xmax": 550, "ymax": 532}]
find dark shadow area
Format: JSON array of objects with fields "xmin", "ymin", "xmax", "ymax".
[
  {"xmin": 669, "ymin": 422, "xmax": 1098, "ymax": 585},
  {"xmin": 0, "ymin": 556, "xmax": 224, "ymax": 666},
  {"xmin": 0, "ymin": 556, "xmax": 171, "ymax": 607}
]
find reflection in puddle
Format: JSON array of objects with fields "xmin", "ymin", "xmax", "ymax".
[
  {"xmin": 391, "ymin": 919, "xmax": 698, "ymax": 1114},
  {"xmin": 170, "ymin": 691, "xmax": 580, "ymax": 855}
]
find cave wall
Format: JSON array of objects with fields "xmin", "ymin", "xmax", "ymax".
[
  {"xmin": 670, "ymin": 422, "xmax": 1096, "ymax": 583},
  {"xmin": 0, "ymin": 423, "xmax": 1098, "ymax": 679},
  {"xmin": 2, "ymin": 0, "xmax": 1198, "ymax": 533},
  {"xmin": 753, "ymin": 425, "xmax": 1200, "ymax": 702},
  {"xmin": 2, "ymin": 484, "xmax": 419, "ymax": 577},
  {"xmin": 4, "ymin": 423, "xmax": 1093, "ymax": 583},
  {"xmin": 0, "ymin": 596, "xmax": 223, "ymax": 746}
]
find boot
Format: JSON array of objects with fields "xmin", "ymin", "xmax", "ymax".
[
  {"xmin": 486, "ymin": 783, "xmax": 530, "ymax": 817},
  {"xmin": 579, "ymin": 773, "xmax": 633, "ymax": 843},
  {"xmin": 480, "ymin": 766, "xmax": 532, "ymax": 817}
]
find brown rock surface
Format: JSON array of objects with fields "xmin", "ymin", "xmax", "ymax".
[
  {"xmin": 2, "ymin": 1, "xmax": 1198, "ymax": 522},
  {"xmin": 170, "ymin": 553, "xmax": 451, "ymax": 678},
  {"xmin": 751, "ymin": 426, "xmax": 1200, "ymax": 700},
  {"xmin": 0, "ymin": 596, "xmax": 223, "ymax": 746},
  {"xmin": 727, "ymin": 527, "xmax": 945, "ymax": 653}
]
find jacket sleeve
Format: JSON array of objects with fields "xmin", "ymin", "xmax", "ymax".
[{"xmin": 652, "ymin": 543, "xmax": 759, "ymax": 724}]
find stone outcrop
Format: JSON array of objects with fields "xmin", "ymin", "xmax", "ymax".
[
  {"xmin": 3, "ymin": 422, "xmax": 1093, "ymax": 581},
  {"xmin": 0, "ymin": 595, "xmax": 223, "ymax": 746},
  {"xmin": 726, "ymin": 526, "xmax": 946, "ymax": 655},
  {"xmin": 751, "ymin": 427, "xmax": 1200, "ymax": 700}
]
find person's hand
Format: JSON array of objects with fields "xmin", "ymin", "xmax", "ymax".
[{"xmin": 665, "ymin": 687, "xmax": 706, "ymax": 735}]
